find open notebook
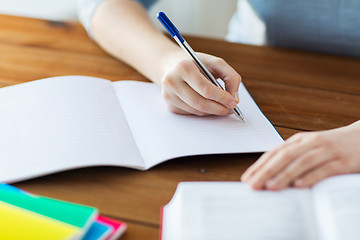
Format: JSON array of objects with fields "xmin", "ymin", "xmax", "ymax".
[
  {"xmin": 0, "ymin": 76, "xmax": 283, "ymax": 183},
  {"xmin": 161, "ymin": 174, "xmax": 360, "ymax": 240}
]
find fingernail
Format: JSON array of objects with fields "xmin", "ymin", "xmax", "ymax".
[
  {"xmin": 266, "ymin": 180, "xmax": 280, "ymax": 190},
  {"xmin": 227, "ymin": 101, "xmax": 237, "ymax": 108},
  {"xmin": 234, "ymin": 91, "xmax": 239, "ymax": 102}
]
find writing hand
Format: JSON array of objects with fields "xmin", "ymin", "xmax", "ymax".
[{"xmin": 160, "ymin": 51, "xmax": 241, "ymax": 116}]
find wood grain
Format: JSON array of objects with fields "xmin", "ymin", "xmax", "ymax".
[
  {"xmin": 0, "ymin": 14, "xmax": 358, "ymax": 240},
  {"xmin": 15, "ymin": 153, "xmax": 258, "ymax": 226},
  {"xmin": 245, "ymin": 78, "xmax": 360, "ymax": 130},
  {"xmin": 188, "ymin": 36, "xmax": 360, "ymax": 95}
]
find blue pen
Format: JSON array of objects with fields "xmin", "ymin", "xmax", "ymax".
[{"xmin": 157, "ymin": 12, "xmax": 245, "ymax": 121}]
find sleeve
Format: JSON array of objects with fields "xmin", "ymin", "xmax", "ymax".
[{"xmin": 77, "ymin": 0, "xmax": 158, "ymax": 38}]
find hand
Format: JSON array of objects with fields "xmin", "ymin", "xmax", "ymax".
[
  {"xmin": 241, "ymin": 120, "xmax": 360, "ymax": 191},
  {"xmin": 160, "ymin": 50, "xmax": 241, "ymax": 116}
]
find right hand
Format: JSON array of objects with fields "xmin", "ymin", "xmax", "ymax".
[{"xmin": 160, "ymin": 50, "xmax": 242, "ymax": 116}]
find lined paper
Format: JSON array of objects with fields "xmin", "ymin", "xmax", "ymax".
[
  {"xmin": 0, "ymin": 76, "xmax": 143, "ymax": 183},
  {"xmin": 162, "ymin": 182, "xmax": 315, "ymax": 240},
  {"xmin": 0, "ymin": 76, "xmax": 283, "ymax": 182},
  {"xmin": 113, "ymin": 81, "xmax": 284, "ymax": 169},
  {"xmin": 312, "ymin": 175, "xmax": 360, "ymax": 240}
]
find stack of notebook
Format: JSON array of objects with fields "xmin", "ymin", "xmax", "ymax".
[{"xmin": 0, "ymin": 184, "xmax": 127, "ymax": 240}]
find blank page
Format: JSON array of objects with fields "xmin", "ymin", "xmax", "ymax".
[
  {"xmin": 0, "ymin": 76, "xmax": 143, "ymax": 183},
  {"xmin": 113, "ymin": 81, "xmax": 283, "ymax": 169}
]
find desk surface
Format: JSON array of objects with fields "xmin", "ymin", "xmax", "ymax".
[{"xmin": 1, "ymin": 14, "xmax": 359, "ymax": 239}]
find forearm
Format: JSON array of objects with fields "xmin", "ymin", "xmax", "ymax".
[
  {"xmin": 91, "ymin": 0, "xmax": 180, "ymax": 84},
  {"xmin": 90, "ymin": 0, "xmax": 241, "ymax": 117}
]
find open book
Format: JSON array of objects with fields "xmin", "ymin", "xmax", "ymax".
[
  {"xmin": 161, "ymin": 174, "xmax": 360, "ymax": 240},
  {"xmin": 0, "ymin": 76, "xmax": 283, "ymax": 183}
]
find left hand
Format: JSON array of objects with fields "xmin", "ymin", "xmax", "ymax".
[{"xmin": 241, "ymin": 120, "xmax": 360, "ymax": 191}]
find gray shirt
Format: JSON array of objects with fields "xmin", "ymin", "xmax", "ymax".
[
  {"xmin": 78, "ymin": 0, "xmax": 360, "ymax": 58},
  {"xmin": 228, "ymin": 0, "xmax": 360, "ymax": 58}
]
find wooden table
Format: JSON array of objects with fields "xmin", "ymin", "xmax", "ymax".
[{"xmin": 1, "ymin": 14, "xmax": 359, "ymax": 239}]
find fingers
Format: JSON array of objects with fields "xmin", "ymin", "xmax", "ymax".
[
  {"xmin": 161, "ymin": 51, "xmax": 242, "ymax": 116},
  {"xmin": 241, "ymin": 148, "xmax": 281, "ymax": 182},
  {"xmin": 163, "ymin": 89, "xmax": 231, "ymax": 116},
  {"xmin": 202, "ymin": 55, "xmax": 242, "ymax": 98},
  {"xmin": 264, "ymin": 148, "xmax": 333, "ymax": 190},
  {"xmin": 162, "ymin": 56, "xmax": 240, "ymax": 116},
  {"xmin": 164, "ymin": 96, "xmax": 209, "ymax": 116},
  {"xmin": 241, "ymin": 137, "xmax": 300, "ymax": 180},
  {"xmin": 179, "ymin": 84, "xmax": 234, "ymax": 116},
  {"xmin": 183, "ymin": 68, "xmax": 238, "ymax": 112},
  {"xmin": 293, "ymin": 160, "xmax": 346, "ymax": 188},
  {"xmin": 243, "ymin": 134, "xmax": 317, "ymax": 190},
  {"xmin": 163, "ymin": 75, "xmax": 234, "ymax": 116},
  {"xmin": 242, "ymin": 127, "xmax": 360, "ymax": 191},
  {"xmin": 178, "ymin": 59, "xmax": 237, "ymax": 108},
  {"xmin": 241, "ymin": 133, "xmax": 307, "ymax": 182}
]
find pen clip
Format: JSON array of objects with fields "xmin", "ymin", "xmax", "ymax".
[{"xmin": 157, "ymin": 12, "xmax": 185, "ymax": 43}]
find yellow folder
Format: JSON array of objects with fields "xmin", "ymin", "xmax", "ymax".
[{"xmin": 0, "ymin": 201, "xmax": 80, "ymax": 240}]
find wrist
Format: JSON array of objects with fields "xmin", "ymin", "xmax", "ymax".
[{"xmin": 158, "ymin": 48, "xmax": 186, "ymax": 78}]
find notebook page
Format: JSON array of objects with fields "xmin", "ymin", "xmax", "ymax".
[
  {"xmin": 0, "ymin": 76, "xmax": 143, "ymax": 183},
  {"xmin": 112, "ymin": 81, "xmax": 283, "ymax": 169},
  {"xmin": 162, "ymin": 182, "xmax": 316, "ymax": 240},
  {"xmin": 311, "ymin": 174, "xmax": 360, "ymax": 240}
]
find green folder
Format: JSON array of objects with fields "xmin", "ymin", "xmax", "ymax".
[{"xmin": 0, "ymin": 188, "xmax": 97, "ymax": 230}]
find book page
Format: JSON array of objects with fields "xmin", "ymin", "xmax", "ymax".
[
  {"xmin": 0, "ymin": 76, "xmax": 143, "ymax": 183},
  {"xmin": 112, "ymin": 81, "xmax": 284, "ymax": 169},
  {"xmin": 162, "ymin": 182, "xmax": 317, "ymax": 240},
  {"xmin": 311, "ymin": 174, "xmax": 360, "ymax": 240}
]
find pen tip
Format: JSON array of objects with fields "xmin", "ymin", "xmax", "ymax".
[{"xmin": 233, "ymin": 108, "xmax": 245, "ymax": 122}]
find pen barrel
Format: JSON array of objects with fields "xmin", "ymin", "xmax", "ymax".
[
  {"xmin": 174, "ymin": 36, "xmax": 245, "ymax": 121},
  {"xmin": 174, "ymin": 37, "xmax": 223, "ymax": 89}
]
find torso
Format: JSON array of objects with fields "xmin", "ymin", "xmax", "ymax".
[{"xmin": 228, "ymin": 0, "xmax": 360, "ymax": 58}]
